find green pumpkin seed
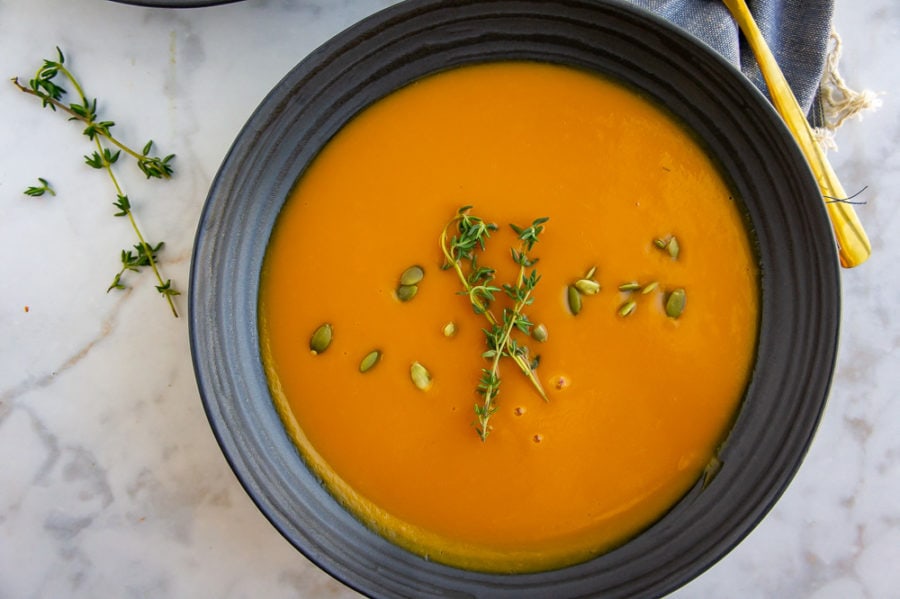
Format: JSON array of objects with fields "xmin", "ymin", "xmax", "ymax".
[
  {"xmin": 642, "ymin": 281, "xmax": 659, "ymax": 294},
  {"xmin": 399, "ymin": 265, "xmax": 425, "ymax": 286},
  {"xmin": 532, "ymin": 323, "xmax": 548, "ymax": 343},
  {"xmin": 666, "ymin": 288, "xmax": 686, "ymax": 318},
  {"xmin": 567, "ymin": 285, "xmax": 582, "ymax": 315},
  {"xmin": 574, "ymin": 279, "xmax": 601, "ymax": 295},
  {"xmin": 702, "ymin": 455, "xmax": 723, "ymax": 489},
  {"xmin": 667, "ymin": 236, "xmax": 680, "ymax": 259},
  {"xmin": 617, "ymin": 299, "xmax": 637, "ymax": 317},
  {"xmin": 653, "ymin": 238, "xmax": 668, "ymax": 249},
  {"xmin": 397, "ymin": 284, "xmax": 418, "ymax": 302},
  {"xmin": 442, "ymin": 322, "xmax": 457, "ymax": 337},
  {"xmin": 410, "ymin": 361, "xmax": 432, "ymax": 391},
  {"xmin": 359, "ymin": 350, "xmax": 382, "ymax": 373},
  {"xmin": 584, "ymin": 265, "xmax": 597, "ymax": 280},
  {"xmin": 618, "ymin": 282, "xmax": 642, "ymax": 292},
  {"xmin": 309, "ymin": 323, "xmax": 333, "ymax": 354}
]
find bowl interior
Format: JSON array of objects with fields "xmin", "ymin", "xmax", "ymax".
[{"xmin": 189, "ymin": 1, "xmax": 840, "ymax": 597}]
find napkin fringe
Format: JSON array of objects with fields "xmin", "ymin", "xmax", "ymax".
[{"xmin": 814, "ymin": 29, "xmax": 882, "ymax": 149}]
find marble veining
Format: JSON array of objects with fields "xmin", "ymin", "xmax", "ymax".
[{"xmin": 0, "ymin": 1, "xmax": 897, "ymax": 597}]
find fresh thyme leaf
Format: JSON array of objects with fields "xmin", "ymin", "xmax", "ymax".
[
  {"xmin": 112, "ymin": 194, "xmax": 131, "ymax": 216},
  {"xmin": 84, "ymin": 119, "xmax": 115, "ymax": 141},
  {"xmin": 24, "ymin": 177, "xmax": 55, "ymax": 197},
  {"xmin": 138, "ymin": 153, "xmax": 175, "ymax": 179},
  {"xmin": 137, "ymin": 241, "xmax": 164, "ymax": 263},
  {"xmin": 156, "ymin": 279, "xmax": 181, "ymax": 298},
  {"xmin": 84, "ymin": 152, "xmax": 103, "ymax": 169},
  {"xmin": 14, "ymin": 48, "xmax": 179, "ymax": 317},
  {"xmin": 69, "ymin": 99, "xmax": 97, "ymax": 122}
]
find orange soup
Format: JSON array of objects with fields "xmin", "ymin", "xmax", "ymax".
[{"xmin": 259, "ymin": 62, "xmax": 759, "ymax": 573}]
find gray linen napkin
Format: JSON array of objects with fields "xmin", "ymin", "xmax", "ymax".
[{"xmin": 629, "ymin": 0, "xmax": 833, "ymax": 118}]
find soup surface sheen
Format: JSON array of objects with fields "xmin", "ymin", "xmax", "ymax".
[{"xmin": 260, "ymin": 62, "xmax": 759, "ymax": 573}]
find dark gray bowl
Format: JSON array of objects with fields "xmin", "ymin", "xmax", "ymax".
[
  {"xmin": 108, "ymin": 0, "xmax": 243, "ymax": 7},
  {"xmin": 189, "ymin": 1, "xmax": 840, "ymax": 597}
]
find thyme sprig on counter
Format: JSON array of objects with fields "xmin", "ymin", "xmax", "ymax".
[
  {"xmin": 440, "ymin": 206, "xmax": 549, "ymax": 441},
  {"xmin": 11, "ymin": 47, "xmax": 179, "ymax": 317},
  {"xmin": 24, "ymin": 177, "xmax": 55, "ymax": 197}
]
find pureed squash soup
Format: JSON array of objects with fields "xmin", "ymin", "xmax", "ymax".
[{"xmin": 259, "ymin": 62, "xmax": 759, "ymax": 573}]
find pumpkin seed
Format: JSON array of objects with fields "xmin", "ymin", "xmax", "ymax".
[
  {"xmin": 584, "ymin": 265, "xmax": 597, "ymax": 280},
  {"xmin": 442, "ymin": 321, "xmax": 457, "ymax": 337},
  {"xmin": 665, "ymin": 288, "xmax": 686, "ymax": 318},
  {"xmin": 359, "ymin": 350, "xmax": 381, "ymax": 373},
  {"xmin": 702, "ymin": 455, "xmax": 723, "ymax": 489},
  {"xmin": 653, "ymin": 238, "xmax": 668, "ymax": 249},
  {"xmin": 532, "ymin": 323, "xmax": 548, "ymax": 343},
  {"xmin": 641, "ymin": 281, "xmax": 659, "ymax": 294},
  {"xmin": 410, "ymin": 361, "xmax": 432, "ymax": 391},
  {"xmin": 399, "ymin": 265, "xmax": 425, "ymax": 286},
  {"xmin": 567, "ymin": 285, "xmax": 582, "ymax": 315},
  {"xmin": 617, "ymin": 299, "xmax": 637, "ymax": 317},
  {"xmin": 574, "ymin": 279, "xmax": 601, "ymax": 295},
  {"xmin": 667, "ymin": 236, "xmax": 680, "ymax": 259},
  {"xmin": 396, "ymin": 284, "xmax": 418, "ymax": 302},
  {"xmin": 309, "ymin": 323, "xmax": 333, "ymax": 354},
  {"xmin": 618, "ymin": 282, "xmax": 642, "ymax": 292}
]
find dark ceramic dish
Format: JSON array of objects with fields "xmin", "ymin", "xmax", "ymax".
[
  {"xmin": 189, "ymin": 1, "xmax": 840, "ymax": 597},
  {"xmin": 108, "ymin": 0, "xmax": 242, "ymax": 8}
]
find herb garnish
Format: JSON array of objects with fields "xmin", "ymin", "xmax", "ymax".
[
  {"xmin": 24, "ymin": 177, "xmax": 55, "ymax": 197},
  {"xmin": 12, "ymin": 48, "xmax": 179, "ymax": 316},
  {"xmin": 440, "ymin": 206, "xmax": 549, "ymax": 441}
]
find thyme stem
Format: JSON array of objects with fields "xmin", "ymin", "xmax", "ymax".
[
  {"xmin": 95, "ymin": 136, "xmax": 178, "ymax": 317},
  {"xmin": 12, "ymin": 47, "xmax": 179, "ymax": 316},
  {"xmin": 440, "ymin": 214, "xmax": 547, "ymax": 400},
  {"xmin": 440, "ymin": 206, "xmax": 549, "ymax": 441},
  {"xmin": 10, "ymin": 77, "xmax": 168, "ymax": 173}
]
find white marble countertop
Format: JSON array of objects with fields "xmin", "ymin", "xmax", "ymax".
[{"xmin": 1, "ymin": 1, "xmax": 897, "ymax": 597}]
